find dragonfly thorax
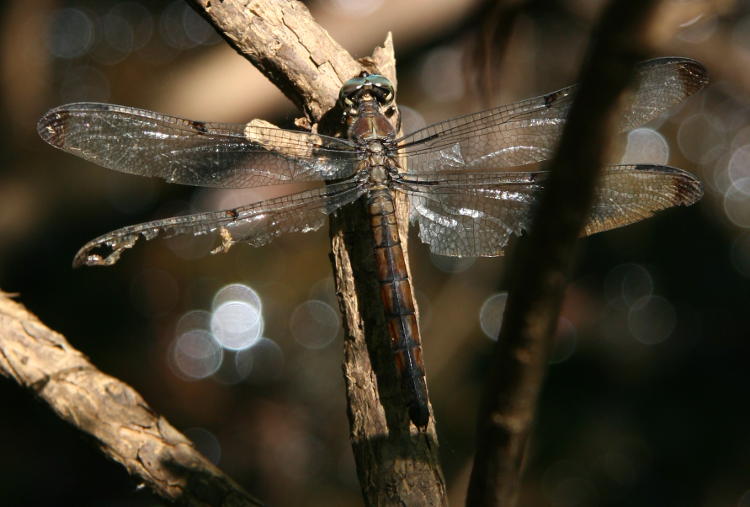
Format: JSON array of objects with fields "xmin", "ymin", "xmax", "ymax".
[
  {"xmin": 346, "ymin": 98, "xmax": 396, "ymax": 142},
  {"xmin": 341, "ymin": 73, "xmax": 397, "ymax": 141},
  {"xmin": 369, "ymin": 164, "xmax": 389, "ymax": 184}
]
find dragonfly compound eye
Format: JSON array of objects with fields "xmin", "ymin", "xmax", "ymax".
[
  {"xmin": 366, "ymin": 75, "xmax": 395, "ymax": 105},
  {"xmin": 339, "ymin": 77, "xmax": 367, "ymax": 106},
  {"xmin": 339, "ymin": 74, "xmax": 395, "ymax": 107}
]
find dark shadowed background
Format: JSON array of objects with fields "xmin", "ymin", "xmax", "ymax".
[{"xmin": 1, "ymin": 0, "xmax": 749, "ymax": 505}]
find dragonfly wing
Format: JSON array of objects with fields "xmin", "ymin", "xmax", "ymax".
[
  {"xmin": 582, "ymin": 165, "xmax": 702, "ymax": 236},
  {"xmin": 397, "ymin": 58, "xmax": 707, "ymax": 174},
  {"xmin": 400, "ymin": 172, "xmax": 543, "ymax": 257},
  {"xmin": 74, "ymin": 180, "xmax": 365, "ymax": 267},
  {"xmin": 397, "ymin": 165, "xmax": 702, "ymax": 257},
  {"xmin": 38, "ymin": 103, "xmax": 359, "ymax": 188}
]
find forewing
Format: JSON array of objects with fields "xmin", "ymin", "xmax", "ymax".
[
  {"xmin": 74, "ymin": 180, "xmax": 365, "ymax": 267},
  {"xmin": 38, "ymin": 103, "xmax": 359, "ymax": 188},
  {"xmin": 398, "ymin": 165, "xmax": 702, "ymax": 257},
  {"xmin": 397, "ymin": 58, "xmax": 708, "ymax": 174}
]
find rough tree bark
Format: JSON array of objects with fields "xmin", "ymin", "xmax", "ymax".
[
  {"xmin": 467, "ymin": 0, "xmax": 683, "ymax": 505},
  {"xmin": 0, "ymin": 292, "xmax": 262, "ymax": 506}
]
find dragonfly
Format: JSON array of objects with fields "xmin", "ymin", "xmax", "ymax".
[{"xmin": 38, "ymin": 57, "xmax": 706, "ymax": 429}]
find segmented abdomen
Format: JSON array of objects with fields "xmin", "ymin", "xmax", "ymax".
[{"xmin": 367, "ymin": 187, "xmax": 429, "ymax": 428}]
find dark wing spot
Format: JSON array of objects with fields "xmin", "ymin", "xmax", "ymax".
[
  {"xmin": 190, "ymin": 120, "xmax": 208, "ymax": 134},
  {"xmin": 37, "ymin": 110, "xmax": 70, "ymax": 148},
  {"xmin": 528, "ymin": 172, "xmax": 545, "ymax": 182},
  {"xmin": 544, "ymin": 90, "xmax": 565, "ymax": 108},
  {"xmin": 676, "ymin": 59, "xmax": 709, "ymax": 96},
  {"xmin": 673, "ymin": 173, "xmax": 704, "ymax": 205}
]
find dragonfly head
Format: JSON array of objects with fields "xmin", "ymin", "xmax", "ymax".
[{"xmin": 339, "ymin": 72, "xmax": 395, "ymax": 116}]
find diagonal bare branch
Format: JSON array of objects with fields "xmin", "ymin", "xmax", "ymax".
[
  {"xmin": 0, "ymin": 291, "xmax": 262, "ymax": 506},
  {"xmin": 187, "ymin": 0, "xmax": 360, "ymax": 122}
]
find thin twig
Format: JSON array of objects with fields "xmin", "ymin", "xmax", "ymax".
[
  {"xmin": 0, "ymin": 291, "xmax": 262, "ymax": 506},
  {"xmin": 467, "ymin": 0, "xmax": 665, "ymax": 504}
]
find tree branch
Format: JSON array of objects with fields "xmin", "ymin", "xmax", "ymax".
[
  {"xmin": 0, "ymin": 291, "xmax": 262, "ymax": 506},
  {"xmin": 467, "ymin": 0, "xmax": 669, "ymax": 504},
  {"xmin": 187, "ymin": 1, "xmax": 446, "ymax": 504},
  {"xmin": 187, "ymin": 0, "xmax": 360, "ymax": 123}
]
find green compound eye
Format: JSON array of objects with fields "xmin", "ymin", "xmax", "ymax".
[
  {"xmin": 367, "ymin": 75, "xmax": 394, "ymax": 105},
  {"xmin": 339, "ymin": 74, "xmax": 395, "ymax": 106},
  {"xmin": 339, "ymin": 77, "xmax": 367, "ymax": 105}
]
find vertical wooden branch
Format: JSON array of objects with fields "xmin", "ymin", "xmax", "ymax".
[
  {"xmin": 467, "ymin": 0, "xmax": 666, "ymax": 504},
  {"xmin": 190, "ymin": 1, "xmax": 446, "ymax": 504}
]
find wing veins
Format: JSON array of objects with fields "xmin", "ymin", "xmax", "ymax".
[{"xmin": 74, "ymin": 180, "xmax": 364, "ymax": 266}]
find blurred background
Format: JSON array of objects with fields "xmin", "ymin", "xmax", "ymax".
[{"xmin": 1, "ymin": 0, "xmax": 749, "ymax": 505}]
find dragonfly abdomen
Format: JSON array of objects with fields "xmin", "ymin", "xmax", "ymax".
[{"xmin": 367, "ymin": 188, "xmax": 429, "ymax": 428}]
